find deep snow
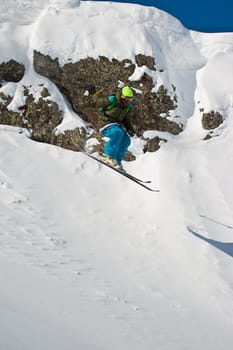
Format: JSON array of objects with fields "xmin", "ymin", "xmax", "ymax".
[{"xmin": 1, "ymin": 1, "xmax": 233, "ymax": 349}]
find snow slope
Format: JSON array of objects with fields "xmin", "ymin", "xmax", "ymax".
[{"xmin": 1, "ymin": 1, "xmax": 233, "ymax": 349}]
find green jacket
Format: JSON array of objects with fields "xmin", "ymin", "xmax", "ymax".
[{"xmin": 79, "ymin": 89, "xmax": 136, "ymax": 135}]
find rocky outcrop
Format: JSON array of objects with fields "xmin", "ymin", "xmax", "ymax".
[
  {"xmin": 143, "ymin": 136, "xmax": 165, "ymax": 153},
  {"xmin": 51, "ymin": 127, "xmax": 86, "ymax": 151},
  {"xmin": 20, "ymin": 93, "xmax": 62, "ymax": 144},
  {"xmin": 0, "ymin": 92, "xmax": 24, "ymax": 127},
  {"xmin": 33, "ymin": 51, "xmax": 181, "ymax": 138},
  {"xmin": 135, "ymin": 54, "xmax": 156, "ymax": 70},
  {"xmin": 0, "ymin": 59, "xmax": 25, "ymax": 82},
  {"xmin": 0, "ymin": 54, "xmax": 225, "ymax": 161},
  {"xmin": 0, "ymin": 88, "xmax": 86, "ymax": 152},
  {"xmin": 202, "ymin": 111, "xmax": 223, "ymax": 130}
]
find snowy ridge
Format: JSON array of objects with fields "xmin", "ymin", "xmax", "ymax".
[{"xmin": 1, "ymin": 1, "xmax": 233, "ymax": 350}]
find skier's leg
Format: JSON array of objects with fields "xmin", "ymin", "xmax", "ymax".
[
  {"xmin": 101, "ymin": 124, "xmax": 125, "ymax": 161},
  {"xmin": 116, "ymin": 131, "xmax": 131, "ymax": 165}
]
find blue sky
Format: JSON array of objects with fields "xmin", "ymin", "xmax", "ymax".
[{"xmin": 91, "ymin": 0, "xmax": 233, "ymax": 32}]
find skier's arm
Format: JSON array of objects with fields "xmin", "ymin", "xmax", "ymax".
[
  {"xmin": 79, "ymin": 95, "xmax": 110, "ymax": 109},
  {"xmin": 123, "ymin": 111, "xmax": 135, "ymax": 136}
]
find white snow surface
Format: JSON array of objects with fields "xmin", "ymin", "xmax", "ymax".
[{"xmin": 1, "ymin": 1, "xmax": 233, "ymax": 349}]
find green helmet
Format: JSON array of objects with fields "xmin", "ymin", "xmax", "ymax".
[{"xmin": 121, "ymin": 85, "xmax": 134, "ymax": 98}]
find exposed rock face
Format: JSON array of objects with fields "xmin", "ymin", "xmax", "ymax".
[
  {"xmin": 33, "ymin": 52, "xmax": 62, "ymax": 84},
  {"xmin": 143, "ymin": 136, "xmax": 164, "ymax": 153},
  {"xmin": 33, "ymin": 51, "xmax": 182, "ymax": 137},
  {"xmin": 0, "ymin": 59, "xmax": 25, "ymax": 82},
  {"xmin": 0, "ymin": 85, "xmax": 87, "ymax": 152},
  {"xmin": 21, "ymin": 93, "xmax": 62, "ymax": 144},
  {"xmin": 135, "ymin": 54, "xmax": 156, "ymax": 70},
  {"xmin": 202, "ymin": 111, "xmax": 223, "ymax": 130},
  {"xmin": 0, "ymin": 54, "xmax": 225, "ymax": 161},
  {"xmin": 0, "ymin": 90, "xmax": 62, "ymax": 142},
  {"xmin": 0, "ymin": 93, "xmax": 24, "ymax": 127},
  {"xmin": 51, "ymin": 127, "xmax": 86, "ymax": 151}
]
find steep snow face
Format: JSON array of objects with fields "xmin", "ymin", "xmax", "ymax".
[
  {"xmin": 51, "ymin": 0, "xmax": 80, "ymax": 8},
  {"xmin": 0, "ymin": 0, "xmax": 80, "ymax": 24},
  {"xmin": 1, "ymin": 115, "xmax": 233, "ymax": 350},
  {"xmin": 196, "ymin": 51, "xmax": 233, "ymax": 111},
  {"xmin": 28, "ymin": 0, "xmax": 205, "ymax": 82},
  {"xmin": 187, "ymin": 31, "xmax": 233, "ymax": 137},
  {"xmin": 0, "ymin": 0, "xmax": 48, "ymax": 24}
]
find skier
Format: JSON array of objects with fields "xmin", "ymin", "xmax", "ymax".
[{"xmin": 80, "ymin": 85, "xmax": 136, "ymax": 170}]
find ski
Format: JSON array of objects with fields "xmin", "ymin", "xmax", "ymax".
[
  {"xmin": 81, "ymin": 151, "xmax": 151, "ymax": 183},
  {"xmin": 81, "ymin": 151, "xmax": 160, "ymax": 192}
]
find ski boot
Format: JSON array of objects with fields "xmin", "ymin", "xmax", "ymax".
[
  {"xmin": 102, "ymin": 155, "xmax": 118, "ymax": 167},
  {"xmin": 116, "ymin": 163, "xmax": 126, "ymax": 173}
]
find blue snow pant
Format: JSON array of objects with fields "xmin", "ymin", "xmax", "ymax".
[{"xmin": 101, "ymin": 124, "xmax": 131, "ymax": 165}]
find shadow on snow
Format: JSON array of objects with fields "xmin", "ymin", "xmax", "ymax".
[{"xmin": 187, "ymin": 225, "xmax": 233, "ymax": 258}]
